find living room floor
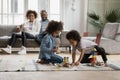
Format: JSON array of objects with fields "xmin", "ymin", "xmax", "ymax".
[{"xmin": 0, "ymin": 52, "xmax": 120, "ymax": 80}]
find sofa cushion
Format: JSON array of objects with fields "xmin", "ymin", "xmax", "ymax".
[
  {"xmin": 115, "ymin": 24, "xmax": 120, "ymax": 41},
  {"xmin": 100, "ymin": 39, "xmax": 120, "ymax": 54},
  {"xmin": 102, "ymin": 23, "xmax": 119, "ymax": 39},
  {"xmin": 60, "ymin": 31, "xmax": 70, "ymax": 47},
  {"xmin": 0, "ymin": 25, "xmax": 17, "ymax": 36}
]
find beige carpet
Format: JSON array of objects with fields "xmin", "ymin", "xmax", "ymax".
[{"xmin": 0, "ymin": 59, "xmax": 113, "ymax": 72}]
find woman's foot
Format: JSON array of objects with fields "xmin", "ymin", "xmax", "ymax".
[
  {"xmin": 1, "ymin": 45, "xmax": 11, "ymax": 54},
  {"xmin": 18, "ymin": 46, "xmax": 26, "ymax": 55}
]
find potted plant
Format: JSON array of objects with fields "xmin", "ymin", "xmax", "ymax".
[
  {"xmin": 105, "ymin": 9, "xmax": 120, "ymax": 23},
  {"xmin": 88, "ymin": 12, "xmax": 104, "ymax": 33}
]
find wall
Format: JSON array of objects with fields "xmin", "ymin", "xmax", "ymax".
[
  {"xmin": 62, "ymin": 0, "xmax": 88, "ymax": 35},
  {"xmin": 62, "ymin": 0, "xmax": 81, "ymax": 32},
  {"xmin": 87, "ymin": 0, "xmax": 120, "ymax": 36}
]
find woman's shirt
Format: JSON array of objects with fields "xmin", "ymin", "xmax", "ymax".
[
  {"xmin": 72, "ymin": 39, "xmax": 97, "ymax": 54},
  {"xmin": 39, "ymin": 34, "xmax": 55, "ymax": 59},
  {"xmin": 23, "ymin": 19, "xmax": 41, "ymax": 36}
]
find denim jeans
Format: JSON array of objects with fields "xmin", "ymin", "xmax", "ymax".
[
  {"xmin": 41, "ymin": 54, "xmax": 63, "ymax": 64},
  {"xmin": 8, "ymin": 31, "xmax": 35, "ymax": 47}
]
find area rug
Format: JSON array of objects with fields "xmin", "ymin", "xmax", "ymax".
[{"xmin": 0, "ymin": 59, "xmax": 115, "ymax": 72}]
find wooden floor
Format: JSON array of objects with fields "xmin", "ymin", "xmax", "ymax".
[
  {"xmin": 0, "ymin": 71, "xmax": 120, "ymax": 80},
  {"xmin": 0, "ymin": 53, "xmax": 120, "ymax": 80}
]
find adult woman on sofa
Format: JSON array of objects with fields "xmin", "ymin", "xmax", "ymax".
[{"xmin": 1, "ymin": 10, "xmax": 41, "ymax": 55}]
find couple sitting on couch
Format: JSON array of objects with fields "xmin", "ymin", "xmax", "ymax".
[{"xmin": 1, "ymin": 10, "xmax": 49, "ymax": 55}]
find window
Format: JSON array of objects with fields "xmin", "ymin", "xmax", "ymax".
[
  {"xmin": 0, "ymin": 0, "xmax": 24, "ymax": 25},
  {"xmin": 0, "ymin": 0, "xmax": 61, "ymax": 25},
  {"xmin": 28, "ymin": 0, "xmax": 38, "ymax": 11},
  {"xmin": 49, "ymin": 0, "xmax": 60, "ymax": 21}
]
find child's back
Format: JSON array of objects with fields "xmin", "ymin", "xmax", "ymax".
[
  {"xmin": 39, "ymin": 34, "xmax": 55, "ymax": 59},
  {"xmin": 37, "ymin": 20, "xmax": 63, "ymax": 64}
]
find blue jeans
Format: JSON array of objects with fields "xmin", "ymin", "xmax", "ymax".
[
  {"xmin": 42, "ymin": 54, "xmax": 63, "ymax": 64},
  {"xmin": 35, "ymin": 31, "xmax": 47, "ymax": 44}
]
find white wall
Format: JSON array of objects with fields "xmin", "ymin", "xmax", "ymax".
[
  {"xmin": 62, "ymin": 0, "xmax": 80, "ymax": 32},
  {"xmin": 79, "ymin": 0, "xmax": 88, "ymax": 35},
  {"xmin": 62, "ymin": 0, "xmax": 88, "ymax": 35}
]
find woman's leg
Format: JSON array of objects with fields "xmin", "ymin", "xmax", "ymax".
[
  {"xmin": 8, "ymin": 32, "xmax": 21, "ymax": 46},
  {"xmin": 1, "ymin": 32, "xmax": 21, "ymax": 54},
  {"xmin": 21, "ymin": 32, "xmax": 35, "ymax": 47},
  {"xmin": 81, "ymin": 54, "xmax": 91, "ymax": 63},
  {"xmin": 17, "ymin": 32, "xmax": 35, "ymax": 55}
]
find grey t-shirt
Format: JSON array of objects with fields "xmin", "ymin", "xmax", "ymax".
[{"xmin": 40, "ymin": 19, "xmax": 49, "ymax": 33}]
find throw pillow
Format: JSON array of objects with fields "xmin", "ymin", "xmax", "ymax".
[
  {"xmin": 102, "ymin": 23, "xmax": 119, "ymax": 39},
  {"xmin": 115, "ymin": 24, "xmax": 120, "ymax": 41}
]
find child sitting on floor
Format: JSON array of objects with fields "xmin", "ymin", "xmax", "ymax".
[
  {"xmin": 37, "ymin": 20, "xmax": 63, "ymax": 64},
  {"xmin": 66, "ymin": 30, "xmax": 108, "ymax": 67}
]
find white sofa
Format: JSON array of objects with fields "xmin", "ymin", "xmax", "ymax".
[{"xmin": 99, "ymin": 23, "xmax": 120, "ymax": 54}]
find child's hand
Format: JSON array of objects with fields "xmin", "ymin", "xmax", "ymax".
[
  {"xmin": 51, "ymin": 47, "xmax": 58, "ymax": 52},
  {"xmin": 75, "ymin": 61, "xmax": 80, "ymax": 66},
  {"xmin": 51, "ymin": 48, "xmax": 58, "ymax": 52},
  {"xmin": 16, "ymin": 27, "xmax": 21, "ymax": 32},
  {"xmin": 70, "ymin": 63, "xmax": 75, "ymax": 67},
  {"xmin": 16, "ymin": 25, "xmax": 23, "ymax": 32}
]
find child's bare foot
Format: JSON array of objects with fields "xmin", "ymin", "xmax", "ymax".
[
  {"xmin": 63, "ymin": 63, "xmax": 71, "ymax": 67},
  {"xmin": 104, "ymin": 63, "xmax": 108, "ymax": 67},
  {"xmin": 96, "ymin": 62, "xmax": 103, "ymax": 66},
  {"xmin": 36, "ymin": 59, "xmax": 40, "ymax": 63},
  {"xmin": 36, "ymin": 60, "xmax": 46, "ymax": 64},
  {"xmin": 70, "ymin": 63, "xmax": 75, "ymax": 67},
  {"xmin": 49, "ymin": 62, "xmax": 54, "ymax": 66}
]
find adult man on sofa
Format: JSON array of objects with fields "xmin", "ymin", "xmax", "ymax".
[
  {"xmin": 35, "ymin": 10, "xmax": 49, "ymax": 44},
  {"xmin": 35, "ymin": 10, "xmax": 61, "ymax": 53},
  {"xmin": 40, "ymin": 10, "xmax": 49, "ymax": 33}
]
